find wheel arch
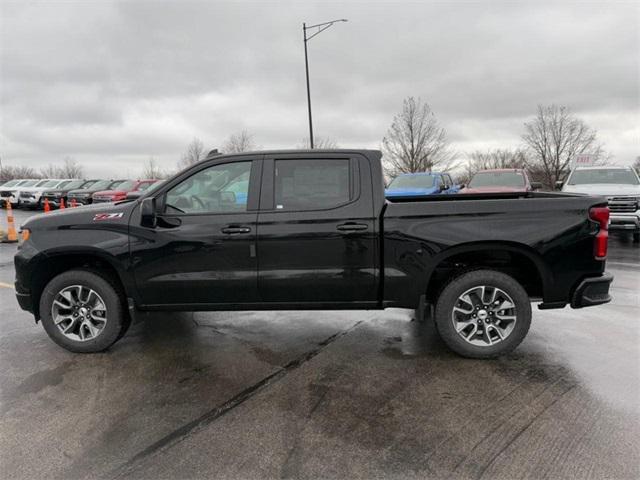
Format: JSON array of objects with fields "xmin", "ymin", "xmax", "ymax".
[
  {"xmin": 424, "ymin": 241, "xmax": 552, "ymax": 304},
  {"xmin": 29, "ymin": 250, "xmax": 128, "ymax": 320}
]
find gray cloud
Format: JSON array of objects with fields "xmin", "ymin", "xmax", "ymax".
[{"xmin": 1, "ymin": 0, "xmax": 638, "ymax": 178}]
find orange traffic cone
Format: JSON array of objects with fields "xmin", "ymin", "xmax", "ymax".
[
  {"xmin": 4, "ymin": 200, "xmax": 18, "ymax": 243},
  {"xmin": 43, "ymin": 198, "xmax": 50, "ymax": 213},
  {"xmin": 70, "ymin": 198, "xmax": 77, "ymax": 208},
  {"xmin": 59, "ymin": 198, "xmax": 65, "ymax": 209}
]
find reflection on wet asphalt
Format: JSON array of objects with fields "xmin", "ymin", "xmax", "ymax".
[{"xmin": 0, "ymin": 210, "xmax": 638, "ymax": 479}]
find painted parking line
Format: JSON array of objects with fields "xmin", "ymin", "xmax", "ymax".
[{"xmin": 0, "ymin": 282, "xmax": 14, "ymax": 289}]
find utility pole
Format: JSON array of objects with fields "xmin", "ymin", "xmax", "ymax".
[{"xmin": 303, "ymin": 19, "xmax": 348, "ymax": 149}]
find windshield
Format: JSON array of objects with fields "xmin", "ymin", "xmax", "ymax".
[
  {"xmin": 388, "ymin": 175, "xmax": 436, "ymax": 189},
  {"xmin": 469, "ymin": 171, "xmax": 525, "ymax": 188},
  {"xmin": 42, "ymin": 180, "xmax": 61, "ymax": 188},
  {"xmin": 137, "ymin": 181, "xmax": 156, "ymax": 191},
  {"xmin": 2, "ymin": 180, "xmax": 19, "ymax": 187},
  {"xmin": 35, "ymin": 179, "xmax": 50, "ymax": 187},
  {"xmin": 20, "ymin": 180, "xmax": 38, "ymax": 187},
  {"xmin": 107, "ymin": 180, "xmax": 126, "ymax": 190},
  {"xmin": 116, "ymin": 180, "xmax": 135, "ymax": 191},
  {"xmin": 568, "ymin": 169, "xmax": 639, "ymax": 185},
  {"xmin": 59, "ymin": 180, "xmax": 85, "ymax": 189},
  {"xmin": 78, "ymin": 180, "xmax": 97, "ymax": 189}
]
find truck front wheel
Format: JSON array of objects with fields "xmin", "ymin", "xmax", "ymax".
[
  {"xmin": 434, "ymin": 270, "xmax": 532, "ymax": 359},
  {"xmin": 39, "ymin": 270, "xmax": 125, "ymax": 353}
]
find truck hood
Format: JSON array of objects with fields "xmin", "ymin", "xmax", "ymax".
[
  {"xmin": 385, "ymin": 186, "xmax": 440, "ymax": 197},
  {"xmin": 460, "ymin": 186, "xmax": 527, "ymax": 194},
  {"xmin": 562, "ymin": 183, "xmax": 640, "ymax": 197},
  {"xmin": 21, "ymin": 199, "xmax": 136, "ymax": 231}
]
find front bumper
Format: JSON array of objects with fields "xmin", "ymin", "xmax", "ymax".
[
  {"xmin": 571, "ymin": 272, "xmax": 613, "ymax": 308},
  {"xmin": 609, "ymin": 211, "xmax": 640, "ymax": 231},
  {"xmin": 15, "ymin": 285, "xmax": 34, "ymax": 313},
  {"xmin": 20, "ymin": 197, "xmax": 41, "ymax": 206}
]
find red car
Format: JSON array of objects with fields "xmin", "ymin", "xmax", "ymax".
[
  {"xmin": 92, "ymin": 179, "xmax": 158, "ymax": 203},
  {"xmin": 461, "ymin": 169, "xmax": 542, "ymax": 193}
]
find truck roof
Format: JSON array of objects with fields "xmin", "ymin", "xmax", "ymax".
[
  {"xmin": 572, "ymin": 165, "xmax": 631, "ymax": 170},
  {"xmin": 203, "ymin": 148, "xmax": 382, "ymax": 161}
]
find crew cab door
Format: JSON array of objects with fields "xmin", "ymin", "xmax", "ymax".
[
  {"xmin": 256, "ymin": 153, "xmax": 378, "ymax": 305},
  {"xmin": 130, "ymin": 157, "xmax": 261, "ymax": 307}
]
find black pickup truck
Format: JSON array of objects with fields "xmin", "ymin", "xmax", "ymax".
[{"xmin": 15, "ymin": 150, "xmax": 613, "ymax": 358}]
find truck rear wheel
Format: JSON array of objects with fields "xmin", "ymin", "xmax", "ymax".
[
  {"xmin": 434, "ymin": 270, "xmax": 531, "ymax": 359},
  {"xmin": 39, "ymin": 270, "xmax": 125, "ymax": 353}
]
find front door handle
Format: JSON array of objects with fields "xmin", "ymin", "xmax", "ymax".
[
  {"xmin": 337, "ymin": 223, "xmax": 368, "ymax": 232},
  {"xmin": 221, "ymin": 226, "xmax": 252, "ymax": 234}
]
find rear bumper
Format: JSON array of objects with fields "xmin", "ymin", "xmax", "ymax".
[{"xmin": 570, "ymin": 272, "xmax": 613, "ymax": 308}]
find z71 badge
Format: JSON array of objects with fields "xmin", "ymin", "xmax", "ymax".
[{"xmin": 93, "ymin": 213, "xmax": 124, "ymax": 221}]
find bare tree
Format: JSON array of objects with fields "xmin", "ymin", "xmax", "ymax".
[
  {"xmin": 59, "ymin": 157, "xmax": 84, "ymax": 178},
  {"xmin": 178, "ymin": 137, "xmax": 206, "ymax": 169},
  {"xmin": 460, "ymin": 148, "xmax": 527, "ymax": 184},
  {"xmin": 522, "ymin": 105, "xmax": 606, "ymax": 188},
  {"xmin": 297, "ymin": 136, "xmax": 339, "ymax": 149},
  {"xmin": 141, "ymin": 157, "xmax": 166, "ymax": 179},
  {"xmin": 382, "ymin": 97, "xmax": 457, "ymax": 176},
  {"xmin": 223, "ymin": 130, "xmax": 256, "ymax": 153},
  {"xmin": 40, "ymin": 163, "xmax": 61, "ymax": 178},
  {"xmin": 39, "ymin": 157, "xmax": 84, "ymax": 178},
  {"xmin": 0, "ymin": 165, "xmax": 41, "ymax": 181},
  {"xmin": 633, "ymin": 156, "xmax": 640, "ymax": 175}
]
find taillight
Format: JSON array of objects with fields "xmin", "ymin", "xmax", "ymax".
[{"xmin": 589, "ymin": 206, "xmax": 609, "ymax": 260}]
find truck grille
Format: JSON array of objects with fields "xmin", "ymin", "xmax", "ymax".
[
  {"xmin": 607, "ymin": 197, "xmax": 638, "ymax": 213},
  {"xmin": 0, "ymin": 191, "xmax": 11, "ymax": 197},
  {"xmin": 20, "ymin": 191, "xmax": 33, "ymax": 198}
]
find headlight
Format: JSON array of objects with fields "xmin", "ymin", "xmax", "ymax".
[{"xmin": 17, "ymin": 228, "xmax": 30, "ymax": 248}]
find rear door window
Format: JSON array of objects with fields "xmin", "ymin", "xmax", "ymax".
[{"xmin": 274, "ymin": 159, "xmax": 351, "ymax": 211}]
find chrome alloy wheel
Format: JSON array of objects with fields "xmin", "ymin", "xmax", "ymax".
[
  {"xmin": 51, "ymin": 285, "xmax": 108, "ymax": 342},
  {"xmin": 451, "ymin": 285, "xmax": 517, "ymax": 347}
]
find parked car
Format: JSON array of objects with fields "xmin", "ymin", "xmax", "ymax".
[
  {"xmin": 92, "ymin": 179, "xmax": 158, "ymax": 203},
  {"xmin": 385, "ymin": 172, "xmax": 461, "ymax": 198},
  {"xmin": 19, "ymin": 179, "xmax": 79, "ymax": 209},
  {"xmin": 1, "ymin": 179, "xmax": 35, "ymax": 206},
  {"xmin": 16, "ymin": 149, "xmax": 612, "ymax": 358},
  {"xmin": 14, "ymin": 179, "xmax": 57, "ymax": 208},
  {"xmin": 41, "ymin": 179, "xmax": 100, "ymax": 209},
  {"xmin": 125, "ymin": 180, "xmax": 166, "ymax": 200},
  {"xmin": 559, "ymin": 166, "xmax": 640, "ymax": 243},
  {"xmin": 67, "ymin": 179, "xmax": 126, "ymax": 206},
  {"xmin": 461, "ymin": 169, "xmax": 541, "ymax": 194}
]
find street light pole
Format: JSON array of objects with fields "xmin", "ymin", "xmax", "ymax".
[{"xmin": 303, "ymin": 19, "xmax": 347, "ymax": 149}]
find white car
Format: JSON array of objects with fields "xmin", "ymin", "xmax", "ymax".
[
  {"xmin": 561, "ymin": 166, "xmax": 640, "ymax": 243},
  {"xmin": 1, "ymin": 179, "xmax": 39, "ymax": 207},
  {"xmin": 18, "ymin": 179, "xmax": 78, "ymax": 209}
]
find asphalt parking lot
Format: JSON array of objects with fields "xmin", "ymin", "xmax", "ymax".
[{"xmin": 1, "ymin": 209, "xmax": 638, "ymax": 479}]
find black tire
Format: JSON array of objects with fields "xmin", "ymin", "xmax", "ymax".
[
  {"xmin": 39, "ymin": 269, "xmax": 125, "ymax": 353},
  {"xmin": 434, "ymin": 270, "xmax": 532, "ymax": 359}
]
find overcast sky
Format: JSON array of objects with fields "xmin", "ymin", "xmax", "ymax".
[{"xmin": 1, "ymin": 0, "xmax": 638, "ymax": 178}]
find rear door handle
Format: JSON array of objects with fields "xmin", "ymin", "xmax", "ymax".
[
  {"xmin": 337, "ymin": 223, "xmax": 368, "ymax": 232},
  {"xmin": 221, "ymin": 226, "xmax": 252, "ymax": 234}
]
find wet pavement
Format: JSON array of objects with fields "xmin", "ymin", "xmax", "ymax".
[{"xmin": 1, "ymin": 209, "xmax": 639, "ymax": 479}]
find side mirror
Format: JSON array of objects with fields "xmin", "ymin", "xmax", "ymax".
[
  {"xmin": 220, "ymin": 191, "xmax": 236, "ymax": 205},
  {"xmin": 459, "ymin": 184, "xmax": 466, "ymax": 189},
  {"xmin": 555, "ymin": 180, "xmax": 564, "ymax": 190},
  {"xmin": 140, "ymin": 197, "xmax": 157, "ymax": 228},
  {"xmin": 531, "ymin": 182, "xmax": 543, "ymax": 191}
]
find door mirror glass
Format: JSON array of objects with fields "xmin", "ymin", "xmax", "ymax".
[
  {"xmin": 555, "ymin": 180, "xmax": 564, "ymax": 190},
  {"xmin": 531, "ymin": 182, "xmax": 543, "ymax": 191}
]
